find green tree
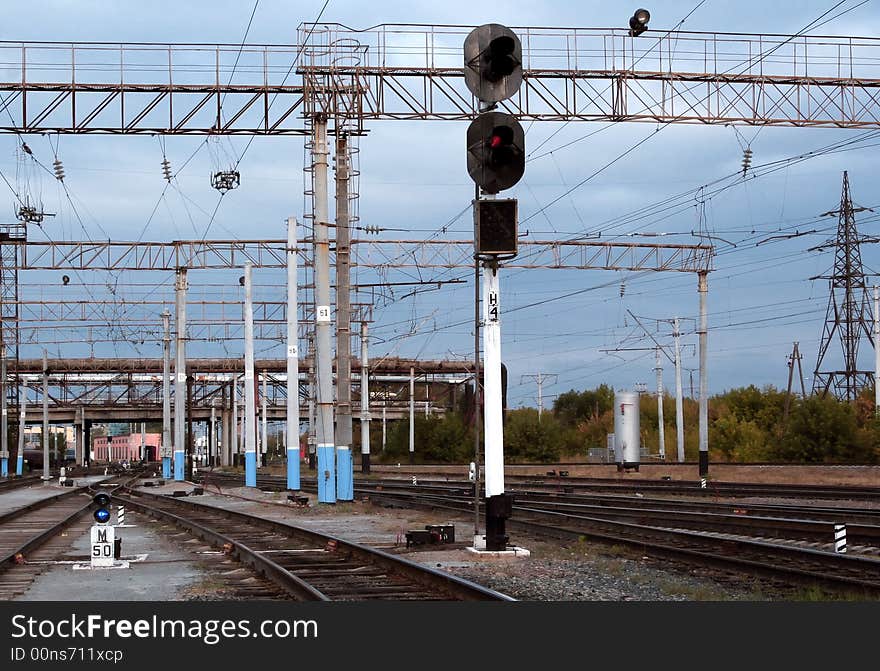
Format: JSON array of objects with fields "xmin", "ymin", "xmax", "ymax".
[
  {"xmin": 553, "ymin": 384, "xmax": 614, "ymax": 428},
  {"xmin": 776, "ymin": 396, "xmax": 869, "ymax": 462},
  {"xmin": 380, "ymin": 412, "xmax": 473, "ymax": 463},
  {"xmin": 503, "ymin": 408, "xmax": 562, "ymax": 462}
]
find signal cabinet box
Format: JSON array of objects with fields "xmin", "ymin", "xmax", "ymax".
[{"xmin": 475, "ymin": 199, "xmax": 518, "ymax": 256}]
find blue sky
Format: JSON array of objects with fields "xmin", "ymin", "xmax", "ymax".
[{"xmin": 1, "ymin": 1, "xmax": 879, "ymax": 409}]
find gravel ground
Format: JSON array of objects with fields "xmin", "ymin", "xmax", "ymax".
[{"xmin": 419, "ymin": 539, "xmax": 765, "ymax": 601}]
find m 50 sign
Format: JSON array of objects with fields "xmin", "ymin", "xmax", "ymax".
[{"xmin": 90, "ymin": 524, "xmax": 115, "ymax": 567}]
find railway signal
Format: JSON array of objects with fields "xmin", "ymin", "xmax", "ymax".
[
  {"xmin": 629, "ymin": 8, "xmax": 651, "ymax": 37},
  {"xmin": 466, "ymin": 113, "xmax": 525, "ymax": 195},
  {"xmin": 463, "ymin": 23, "xmax": 523, "ymax": 104},
  {"xmin": 464, "ymin": 23, "xmax": 525, "ymax": 552},
  {"xmin": 90, "ymin": 490, "xmax": 116, "ymax": 568},
  {"xmin": 92, "ymin": 491, "xmax": 111, "ymax": 524}
]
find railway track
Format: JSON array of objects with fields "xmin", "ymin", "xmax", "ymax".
[
  {"xmin": 199, "ymin": 469, "xmax": 880, "ymax": 502},
  {"xmin": 116, "ymin": 486, "xmax": 512, "ymax": 601},
  {"xmin": 0, "ymin": 474, "xmax": 138, "ymax": 599},
  {"xmin": 193, "ymin": 470, "xmax": 880, "ymax": 595},
  {"xmin": 201, "ymin": 473, "xmax": 880, "ymax": 532},
  {"xmin": 0, "ymin": 474, "xmax": 44, "ymax": 493}
]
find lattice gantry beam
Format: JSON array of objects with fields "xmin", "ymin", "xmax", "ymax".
[
  {"xmin": 11, "ymin": 238, "xmax": 711, "ymax": 272},
  {"xmin": 15, "ymin": 300, "xmax": 373, "ymax": 324},
  {"xmin": 352, "ymin": 239, "xmax": 713, "ymax": 273},
  {"xmin": 3, "ymin": 26, "xmax": 880, "ymax": 134},
  {"xmin": 299, "ymin": 25, "xmax": 880, "ymax": 128},
  {"xmin": 18, "ymin": 239, "xmax": 293, "ymax": 269},
  {"xmin": 0, "ymin": 43, "xmax": 309, "ymax": 135}
]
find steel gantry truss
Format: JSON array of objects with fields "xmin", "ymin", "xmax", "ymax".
[
  {"xmin": 8, "ymin": 236, "xmax": 712, "ymax": 272},
  {"xmin": 3, "ymin": 26, "xmax": 880, "ymax": 133}
]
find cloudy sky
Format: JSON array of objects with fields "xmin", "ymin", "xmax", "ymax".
[{"xmin": 1, "ymin": 1, "xmax": 879, "ymax": 408}]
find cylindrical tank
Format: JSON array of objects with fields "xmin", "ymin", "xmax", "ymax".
[{"xmin": 613, "ymin": 391, "xmax": 640, "ymax": 470}]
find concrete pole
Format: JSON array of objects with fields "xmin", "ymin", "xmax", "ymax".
[
  {"xmin": 335, "ymin": 133, "xmax": 353, "ymax": 498},
  {"xmin": 42, "ymin": 350, "xmax": 49, "ymax": 481},
  {"xmin": 210, "ymin": 405, "xmax": 216, "ymax": 467},
  {"xmin": 382, "ymin": 404, "xmax": 386, "ymax": 453},
  {"xmin": 313, "ymin": 115, "xmax": 336, "ymax": 503},
  {"xmin": 0, "ymin": 346, "xmax": 7, "ymax": 477},
  {"xmin": 307, "ymin": 336, "xmax": 316, "ymax": 470},
  {"xmin": 286, "ymin": 216, "xmax": 301, "ymax": 490},
  {"xmin": 655, "ymin": 347, "xmax": 666, "ymax": 460},
  {"xmin": 537, "ymin": 375, "xmax": 543, "ymax": 420},
  {"xmin": 186, "ymin": 374, "xmax": 194, "ymax": 479},
  {"xmin": 74, "ymin": 407, "xmax": 83, "ymax": 467},
  {"xmin": 409, "ymin": 366, "xmax": 415, "ymax": 464},
  {"xmin": 874, "ymin": 287, "xmax": 879, "ymax": 416},
  {"xmin": 161, "ymin": 310, "xmax": 172, "ymax": 478},
  {"xmin": 360, "ymin": 322, "xmax": 371, "ymax": 473},
  {"xmin": 698, "ymin": 272, "xmax": 709, "ymax": 480},
  {"xmin": 16, "ymin": 382, "xmax": 25, "ymax": 475},
  {"xmin": 232, "ymin": 374, "xmax": 239, "ymax": 462},
  {"xmin": 174, "ymin": 268, "xmax": 187, "ymax": 481},
  {"xmin": 140, "ymin": 422, "xmax": 146, "ymax": 462},
  {"xmin": 244, "ymin": 262, "xmax": 257, "ymax": 487},
  {"xmin": 261, "ymin": 371, "xmax": 268, "ymax": 467},
  {"xmin": 221, "ymin": 384, "xmax": 230, "ymax": 467},
  {"xmin": 673, "ymin": 317, "xmax": 685, "ymax": 463}
]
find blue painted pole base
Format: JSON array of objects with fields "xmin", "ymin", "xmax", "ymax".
[
  {"xmin": 173, "ymin": 450, "xmax": 185, "ymax": 481},
  {"xmin": 1, "ymin": 458, "xmax": 7, "ymax": 477},
  {"xmin": 162, "ymin": 457, "xmax": 171, "ymax": 480},
  {"xmin": 15, "ymin": 456, "xmax": 23, "ymax": 476},
  {"xmin": 287, "ymin": 448, "xmax": 300, "ymax": 491},
  {"xmin": 317, "ymin": 444, "xmax": 336, "ymax": 504},
  {"xmin": 336, "ymin": 447, "xmax": 353, "ymax": 501},
  {"xmin": 245, "ymin": 451, "xmax": 257, "ymax": 487}
]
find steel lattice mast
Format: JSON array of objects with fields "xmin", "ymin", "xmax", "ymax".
[{"xmin": 811, "ymin": 172, "xmax": 875, "ymax": 401}]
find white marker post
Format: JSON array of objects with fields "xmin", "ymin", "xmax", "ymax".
[{"xmin": 834, "ymin": 523, "xmax": 847, "ymax": 554}]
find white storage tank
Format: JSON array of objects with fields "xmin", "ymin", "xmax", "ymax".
[{"xmin": 613, "ymin": 391, "xmax": 640, "ymax": 471}]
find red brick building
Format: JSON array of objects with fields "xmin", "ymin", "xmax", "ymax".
[{"xmin": 92, "ymin": 433, "xmax": 161, "ymax": 462}]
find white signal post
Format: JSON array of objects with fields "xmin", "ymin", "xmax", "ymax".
[{"xmin": 482, "ymin": 266, "xmax": 505, "ymax": 499}]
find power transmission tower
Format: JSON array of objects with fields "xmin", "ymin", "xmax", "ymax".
[
  {"xmin": 783, "ymin": 341, "xmax": 807, "ymax": 423},
  {"xmin": 811, "ymin": 172, "xmax": 876, "ymax": 401},
  {"xmin": 520, "ymin": 373, "xmax": 557, "ymax": 420}
]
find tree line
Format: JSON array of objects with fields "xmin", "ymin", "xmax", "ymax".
[{"xmin": 371, "ymin": 384, "xmax": 880, "ymax": 464}]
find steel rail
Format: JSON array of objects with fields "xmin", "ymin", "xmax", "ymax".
[
  {"xmin": 0, "ymin": 478, "xmax": 119, "ymax": 568},
  {"xmin": 118, "ymin": 487, "xmax": 512, "ymax": 601},
  {"xmin": 0, "ymin": 474, "xmax": 43, "ymax": 493},
  {"xmin": 114, "ymin": 490, "xmax": 328, "ymax": 601}
]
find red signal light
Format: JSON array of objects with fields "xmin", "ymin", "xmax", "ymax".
[{"xmin": 490, "ymin": 135, "xmax": 503, "ymax": 148}]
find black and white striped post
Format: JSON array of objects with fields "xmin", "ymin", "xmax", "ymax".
[
  {"xmin": 834, "ymin": 523, "xmax": 847, "ymax": 553},
  {"xmin": 116, "ymin": 506, "xmax": 125, "ymax": 528}
]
